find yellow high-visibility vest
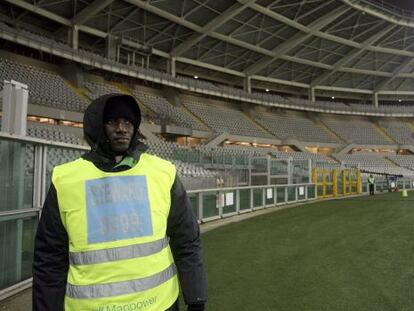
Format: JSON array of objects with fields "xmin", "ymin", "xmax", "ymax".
[{"xmin": 52, "ymin": 153, "xmax": 179, "ymax": 311}]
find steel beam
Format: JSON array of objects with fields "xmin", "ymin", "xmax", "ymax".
[
  {"xmin": 72, "ymin": 0, "xmax": 115, "ymax": 25},
  {"xmin": 374, "ymin": 57, "xmax": 414, "ymax": 92},
  {"xmin": 5, "ymin": 0, "xmax": 70, "ymax": 26},
  {"xmin": 170, "ymin": 0, "xmax": 255, "ymax": 57},
  {"xmin": 310, "ymin": 23, "xmax": 396, "ymax": 87},
  {"xmin": 248, "ymin": 2, "xmax": 414, "ymax": 57},
  {"xmin": 244, "ymin": 3, "xmax": 350, "ymax": 75}
]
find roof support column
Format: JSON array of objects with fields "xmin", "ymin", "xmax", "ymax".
[
  {"xmin": 168, "ymin": 57, "xmax": 176, "ymax": 78},
  {"xmin": 373, "ymin": 92, "xmax": 379, "ymax": 108},
  {"xmin": 106, "ymin": 35, "xmax": 119, "ymax": 61},
  {"xmin": 68, "ymin": 25, "xmax": 79, "ymax": 50},
  {"xmin": 309, "ymin": 87, "xmax": 315, "ymax": 103},
  {"xmin": 244, "ymin": 76, "xmax": 251, "ymax": 94}
]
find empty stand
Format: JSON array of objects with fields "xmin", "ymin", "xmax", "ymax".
[
  {"xmin": 84, "ymin": 81, "xmax": 123, "ymax": 100},
  {"xmin": 388, "ymin": 155, "xmax": 414, "ymax": 170},
  {"xmin": 255, "ymin": 111, "xmax": 337, "ymax": 143},
  {"xmin": 333, "ymin": 153, "xmax": 414, "ymax": 176},
  {"xmin": 26, "ymin": 122, "xmax": 84, "ymax": 145},
  {"xmin": 132, "ymin": 90, "xmax": 208, "ymax": 131},
  {"xmin": 183, "ymin": 100, "xmax": 273, "ymax": 138},
  {"xmin": 323, "ymin": 118, "xmax": 392, "ymax": 145},
  {"xmin": 0, "ymin": 58, "xmax": 87, "ymax": 112},
  {"xmin": 378, "ymin": 120, "xmax": 414, "ymax": 145}
]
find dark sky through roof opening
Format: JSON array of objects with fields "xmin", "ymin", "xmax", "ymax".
[{"xmin": 381, "ymin": 0, "xmax": 414, "ymax": 11}]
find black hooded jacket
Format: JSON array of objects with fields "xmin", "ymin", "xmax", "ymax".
[{"xmin": 32, "ymin": 94, "xmax": 207, "ymax": 311}]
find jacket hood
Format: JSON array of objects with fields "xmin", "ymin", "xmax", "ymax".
[{"xmin": 83, "ymin": 93, "xmax": 142, "ymax": 158}]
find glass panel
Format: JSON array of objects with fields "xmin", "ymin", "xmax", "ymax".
[
  {"xmin": 235, "ymin": 155, "xmax": 248, "ymax": 166},
  {"xmin": 224, "ymin": 155, "xmax": 233, "ymax": 165},
  {"xmin": 269, "ymin": 160, "xmax": 288, "ymax": 185},
  {"xmin": 351, "ymin": 183, "xmax": 357, "ymax": 193},
  {"xmin": 325, "ymin": 185, "xmax": 333, "ymax": 196},
  {"xmin": 270, "ymin": 160, "xmax": 288, "ymax": 175},
  {"xmin": 362, "ymin": 183, "xmax": 367, "ymax": 193},
  {"xmin": 0, "ymin": 140, "xmax": 35, "ymax": 211},
  {"xmin": 188, "ymin": 194, "xmax": 199, "ymax": 219},
  {"xmin": 308, "ymin": 185, "xmax": 315, "ymax": 199},
  {"xmin": 201, "ymin": 152, "xmax": 212, "ymax": 165},
  {"xmin": 46, "ymin": 147, "xmax": 84, "ymax": 190},
  {"xmin": 317, "ymin": 185, "xmax": 324, "ymax": 197},
  {"xmin": 287, "ymin": 186, "xmax": 296, "ymax": 202},
  {"xmin": 265, "ymin": 188, "xmax": 274, "ymax": 205},
  {"xmin": 0, "ymin": 214, "xmax": 38, "ymax": 290},
  {"xmin": 222, "ymin": 191, "xmax": 236, "ymax": 215},
  {"xmin": 270, "ymin": 176, "xmax": 289, "ymax": 185},
  {"xmin": 251, "ymin": 158, "xmax": 267, "ymax": 174},
  {"xmin": 292, "ymin": 160, "xmax": 309, "ymax": 184},
  {"xmin": 236, "ymin": 169, "xmax": 249, "ymax": 187},
  {"xmin": 277, "ymin": 187, "xmax": 286, "ymax": 203},
  {"xmin": 253, "ymin": 188, "xmax": 263, "ymax": 208},
  {"xmin": 251, "ymin": 175, "xmax": 267, "ymax": 186},
  {"xmin": 337, "ymin": 173, "xmax": 343, "ymax": 195},
  {"xmin": 239, "ymin": 189, "xmax": 251, "ymax": 211},
  {"xmin": 201, "ymin": 192, "xmax": 219, "ymax": 219}
]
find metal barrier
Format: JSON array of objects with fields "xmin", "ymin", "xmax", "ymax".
[
  {"xmin": 188, "ymin": 183, "xmax": 316, "ymax": 223},
  {"xmin": 312, "ymin": 168, "xmax": 361, "ymax": 198}
]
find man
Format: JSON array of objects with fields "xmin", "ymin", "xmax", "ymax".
[
  {"xmin": 368, "ymin": 174, "xmax": 375, "ymax": 195},
  {"xmin": 33, "ymin": 93, "xmax": 207, "ymax": 311}
]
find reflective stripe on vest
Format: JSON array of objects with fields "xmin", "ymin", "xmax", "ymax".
[
  {"xmin": 66, "ymin": 263, "xmax": 177, "ymax": 299},
  {"xmin": 69, "ymin": 237, "xmax": 170, "ymax": 265}
]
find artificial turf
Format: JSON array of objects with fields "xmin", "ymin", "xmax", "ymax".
[{"xmin": 199, "ymin": 192, "xmax": 414, "ymax": 311}]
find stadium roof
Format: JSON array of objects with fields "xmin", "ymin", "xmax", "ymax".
[{"xmin": 1, "ymin": 0, "xmax": 414, "ymax": 99}]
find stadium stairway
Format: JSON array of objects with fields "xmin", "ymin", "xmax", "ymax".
[
  {"xmin": 64, "ymin": 81, "xmax": 90, "ymax": 106},
  {"xmin": 385, "ymin": 157, "xmax": 400, "ymax": 168},
  {"xmin": 373, "ymin": 122, "xmax": 397, "ymax": 144},
  {"xmin": 119, "ymin": 84, "xmax": 157, "ymax": 118},
  {"xmin": 386, "ymin": 156, "xmax": 414, "ymax": 171},
  {"xmin": 243, "ymin": 111, "xmax": 276, "ymax": 139},
  {"xmin": 112, "ymin": 82, "xmax": 132, "ymax": 96},
  {"xmin": 406, "ymin": 121, "xmax": 414, "ymax": 133},
  {"xmin": 179, "ymin": 102, "xmax": 211, "ymax": 131},
  {"xmin": 317, "ymin": 119, "xmax": 345, "ymax": 143}
]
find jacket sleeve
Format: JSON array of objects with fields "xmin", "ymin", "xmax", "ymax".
[
  {"xmin": 32, "ymin": 183, "xmax": 69, "ymax": 311},
  {"xmin": 166, "ymin": 176, "xmax": 207, "ymax": 306}
]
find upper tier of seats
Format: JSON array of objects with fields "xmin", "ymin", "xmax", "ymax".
[
  {"xmin": 378, "ymin": 120, "xmax": 414, "ymax": 145},
  {"xmin": 132, "ymin": 90, "xmax": 208, "ymax": 131},
  {"xmin": 0, "ymin": 58, "xmax": 87, "ymax": 112},
  {"xmin": 84, "ymin": 81, "xmax": 123, "ymax": 100},
  {"xmin": 323, "ymin": 118, "xmax": 393, "ymax": 145},
  {"xmin": 333, "ymin": 153, "xmax": 414, "ymax": 177},
  {"xmin": 388, "ymin": 155, "xmax": 414, "ymax": 169},
  {"xmin": 182, "ymin": 100, "xmax": 273, "ymax": 138},
  {"xmin": 255, "ymin": 111, "xmax": 337, "ymax": 143}
]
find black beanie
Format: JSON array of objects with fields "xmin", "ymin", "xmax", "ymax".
[{"xmin": 103, "ymin": 96, "xmax": 140, "ymax": 128}]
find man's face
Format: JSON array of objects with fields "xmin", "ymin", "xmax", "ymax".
[{"xmin": 104, "ymin": 118, "xmax": 135, "ymax": 154}]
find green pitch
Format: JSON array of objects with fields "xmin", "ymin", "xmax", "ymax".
[{"xmin": 200, "ymin": 192, "xmax": 414, "ymax": 311}]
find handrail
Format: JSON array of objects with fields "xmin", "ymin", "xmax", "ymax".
[
  {"xmin": 187, "ymin": 183, "xmax": 313, "ymax": 194},
  {"xmin": 0, "ymin": 131, "xmax": 89, "ymax": 151}
]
